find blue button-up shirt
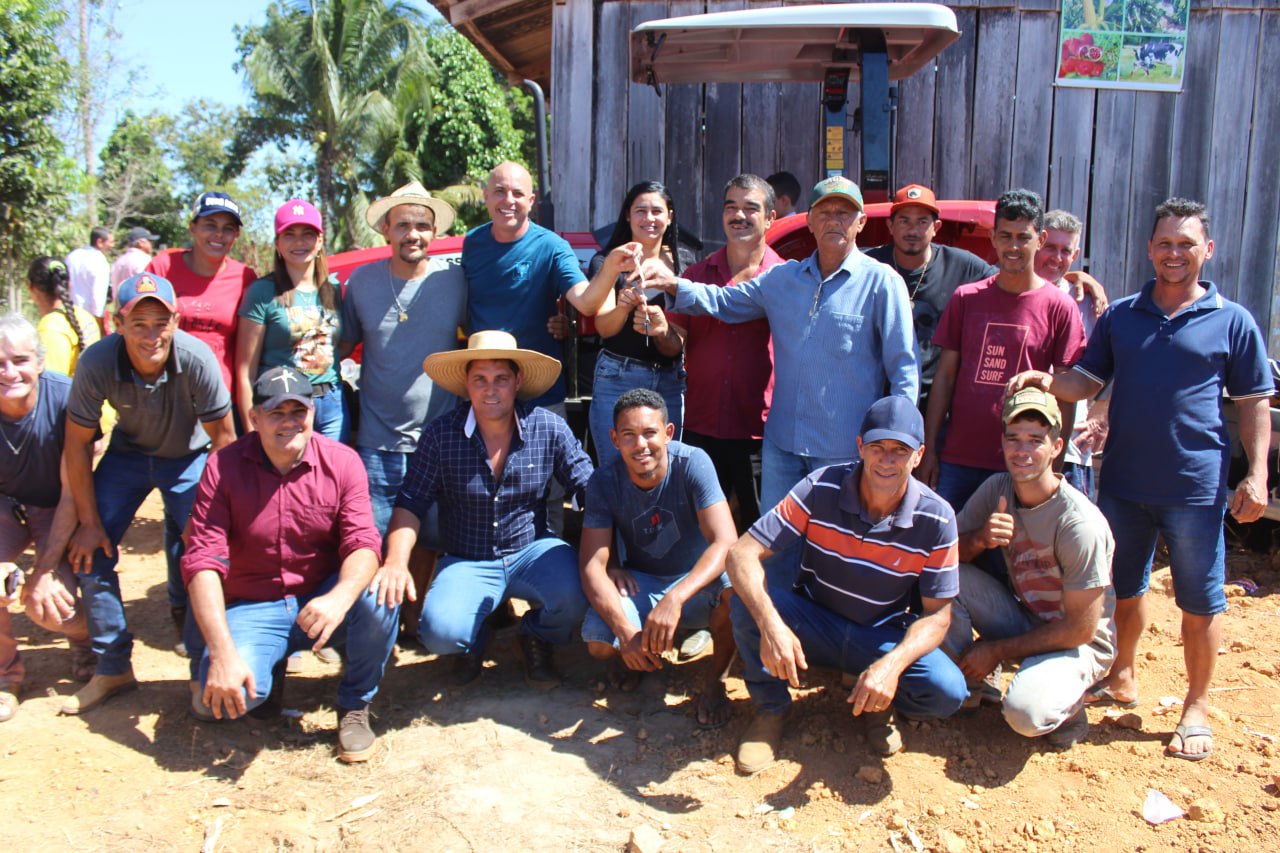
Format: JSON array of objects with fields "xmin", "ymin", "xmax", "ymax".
[
  {"xmin": 674, "ymin": 248, "xmax": 918, "ymax": 458},
  {"xmin": 395, "ymin": 403, "xmax": 594, "ymax": 559}
]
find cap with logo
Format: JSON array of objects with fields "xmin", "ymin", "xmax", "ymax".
[
  {"xmin": 859, "ymin": 395, "xmax": 925, "ymax": 451},
  {"xmin": 809, "ymin": 176, "xmax": 864, "ymax": 212},
  {"xmin": 252, "ymin": 365, "xmax": 315, "ymax": 410},
  {"xmin": 192, "ymin": 191, "xmax": 243, "ymax": 225},
  {"xmin": 124, "ymin": 226, "xmax": 161, "ymax": 245},
  {"xmin": 889, "ymin": 184, "xmax": 940, "ymax": 218},
  {"xmin": 274, "ymin": 200, "xmax": 323, "ymax": 235},
  {"xmin": 1002, "ymin": 387, "xmax": 1061, "ymax": 430},
  {"xmin": 116, "ymin": 273, "xmax": 178, "ymax": 314}
]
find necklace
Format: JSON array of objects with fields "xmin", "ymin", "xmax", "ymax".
[
  {"xmin": 388, "ymin": 267, "xmax": 410, "ymax": 323},
  {"xmin": 0, "ymin": 413, "xmax": 33, "ymax": 456},
  {"xmin": 894, "ymin": 247, "xmax": 933, "ymax": 305}
]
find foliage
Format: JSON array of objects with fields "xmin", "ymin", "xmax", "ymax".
[
  {"xmin": 226, "ymin": 0, "xmax": 434, "ymax": 250},
  {"xmin": 0, "ymin": 0, "xmax": 75, "ymax": 303},
  {"xmin": 1063, "ymin": 0, "xmax": 1188, "ymax": 33},
  {"xmin": 96, "ymin": 110, "xmax": 184, "ymax": 246}
]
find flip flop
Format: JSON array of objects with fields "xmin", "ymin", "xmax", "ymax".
[
  {"xmin": 1084, "ymin": 682, "xmax": 1139, "ymax": 708},
  {"xmin": 606, "ymin": 658, "xmax": 645, "ymax": 693},
  {"xmin": 1166, "ymin": 724, "xmax": 1213, "ymax": 761},
  {"xmin": 694, "ymin": 687, "xmax": 732, "ymax": 730}
]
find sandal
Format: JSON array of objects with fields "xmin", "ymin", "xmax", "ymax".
[
  {"xmin": 1084, "ymin": 681, "xmax": 1139, "ymax": 708},
  {"xmin": 694, "ymin": 684, "xmax": 732, "ymax": 730},
  {"xmin": 1166, "ymin": 723, "xmax": 1213, "ymax": 761},
  {"xmin": 606, "ymin": 657, "xmax": 645, "ymax": 693}
]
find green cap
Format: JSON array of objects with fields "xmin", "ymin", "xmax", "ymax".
[
  {"xmin": 1002, "ymin": 387, "xmax": 1061, "ymax": 430},
  {"xmin": 810, "ymin": 176, "xmax": 864, "ymax": 211}
]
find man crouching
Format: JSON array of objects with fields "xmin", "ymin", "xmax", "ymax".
[
  {"xmin": 182, "ymin": 366, "xmax": 398, "ymax": 763},
  {"xmin": 727, "ymin": 396, "xmax": 967, "ymax": 774},
  {"xmin": 579, "ymin": 388, "xmax": 738, "ymax": 728}
]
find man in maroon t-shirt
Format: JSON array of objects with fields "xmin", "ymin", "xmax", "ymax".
[
  {"xmin": 682, "ymin": 174, "xmax": 784, "ymax": 534},
  {"xmin": 920, "ymin": 189, "xmax": 1085, "ymax": 514}
]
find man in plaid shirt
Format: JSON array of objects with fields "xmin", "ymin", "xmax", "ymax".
[{"xmin": 372, "ymin": 331, "xmax": 593, "ymax": 689}]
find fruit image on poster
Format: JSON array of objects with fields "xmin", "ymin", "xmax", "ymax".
[{"xmin": 1056, "ymin": 0, "xmax": 1189, "ymax": 92}]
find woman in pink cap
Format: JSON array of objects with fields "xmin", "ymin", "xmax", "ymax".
[{"xmin": 234, "ymin": 200, "xmax": 347, "ymax": 442}]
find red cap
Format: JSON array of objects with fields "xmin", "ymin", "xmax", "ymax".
[{"xmin": 889, "ymin": 184, "xmax": 940, "ymax": 217}]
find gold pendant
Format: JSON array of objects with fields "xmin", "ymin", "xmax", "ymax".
[{"xmin": 398, "ymin": 310, "xmax": 409, "ymax": 323}]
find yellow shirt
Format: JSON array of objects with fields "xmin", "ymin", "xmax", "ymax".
[{"xmin": 37, "ymin": 307, "xmax": 115, "ymax": 428}]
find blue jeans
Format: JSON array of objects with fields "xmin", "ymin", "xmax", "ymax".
[
  {"xmin": 1098, "ymin": 489, "xmax": 1227, "ymax": 615},
  {"xmin": 195, "ymin": 572, "xmax": 398, "ymax": 710},
  {"xmin": 760, "ymin": 436, "xmax": 853, "ymax": 586},
  {"xmin": 581, "ymin": 570, "xmax": 729, "ymax": 646},
  {"xmin": 1062, "ymin": 462, "xmax": 1095, "ymax": 502},
  {"xmin": 731, "ymin": 585, "xmax": 967, "ymax": 718},
  {"xmin": 79, "ymin": 449, "xmax": 206, "ymax": 676},
  {"xmin": 944, "ymin": 564, "xmax": 1113, "ymax": 737},
  {"xmin": 936, "ymin": 461, "xmax": 1000, "ymax": 515},
  {"xmin": 357, "ymin": 446, "xmax": 441, "ymax": 548},
  {"xmin": 418, "ymin": 538, "xmax": 587, "ymax": 654},
  {"xmin": 589, "ymin": 351, "xmax": 685, "ymax": 470},
  {"xmin": 312, "ymin": 385, "xmax": 350, "ymax": 443}
]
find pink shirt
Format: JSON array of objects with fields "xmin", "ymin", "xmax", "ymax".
[
  {"xmin": 146, "ymin": 251, "xmax": 257, "ymax": 393},
  {"xmin": 110, "ymin": 247, "xmax": 152, "ymax": 290},
  {"xmin": 181, "ymin": 433, "xmax": 382, "ymax": 602},
  {"xmin": 681, "ymin": 246, "xmax": 784, "ymax": 439},
  {"xmin": 933, "ymin": 275, "xmax": 1086, "ymax": 470}
]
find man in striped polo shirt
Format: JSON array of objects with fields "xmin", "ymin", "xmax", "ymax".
[{"xmin": 726, "ymin": 396, "xmax": 967, "ymax": 774}]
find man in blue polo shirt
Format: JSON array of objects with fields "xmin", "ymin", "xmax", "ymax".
[{"xmin": 1010, "ymin": 197, "xmax": 1274, "ymax": 762}]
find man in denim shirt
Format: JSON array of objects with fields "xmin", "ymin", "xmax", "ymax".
[{"xmin": 642, "ymin": 177, "xmax": 917, "ymax": 572}]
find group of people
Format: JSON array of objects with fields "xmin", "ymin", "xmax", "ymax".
[{"xmin": 0, "ymin": 163, "xmax": 1272, "ymax": 778}]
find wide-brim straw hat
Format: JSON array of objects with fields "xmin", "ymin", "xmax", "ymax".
[
  {"xmin": 424, "ymin": 330, "xmax": 561, "ymax": 401},
  {"xmin": 365, "ymin": 180, "xmax": 456, "ymax": 235}
]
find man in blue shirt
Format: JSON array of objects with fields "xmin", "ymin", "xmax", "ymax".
[
  {"xmin": 374, "ymin": 331, "xmax": 594, "ymax": 690},
  {"xmin": 1010, "ymin": 198, "xmax": 1274, "ymax": 762},
  {"xmin": 579, "ymin": 388, "xmax": 739, "ymax": 728},
  {"xmin": 642, "ymin": 177, "xmax": 917, "ymax": 575}
]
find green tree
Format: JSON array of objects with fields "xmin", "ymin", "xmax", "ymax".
[
  {"xmin": 0, "ymin": 0, "xmax": 75, "ymax": 305},
  {"xmin": 97, "ymin": 110, "xmax": 184, "ymax": 246},
  {"xmin": 227, "ymin": 0, "xmax": 433, "ymax": 249}
]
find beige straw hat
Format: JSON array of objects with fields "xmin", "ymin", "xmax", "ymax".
[
  {"xmin": 365, "ymin": 180, "xmax": 456, "ymax": 234},
  {"xmin": 423, "ymin": 330, "xmax": 561, "ymax": 400}
]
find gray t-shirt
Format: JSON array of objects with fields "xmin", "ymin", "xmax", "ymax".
[
  {"xmin": 956, "ymin": 473, "xmax": 1115, "ymax": 654},
  {"xmin": 340, "ymin": 257, "xmax": 467, "ymax": 452},
  {"xmin": 583, "ymin": 441, "xmax": 725, "ymax": 577},
  {"xmin": 68, "ymin": 330, "xmax": 232, "ymax": 458}
]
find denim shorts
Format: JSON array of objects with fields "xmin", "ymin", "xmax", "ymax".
[
  {"xmin": 581, "ymin": 570, "xmax": 728, "ymax": 646},
  {"xmin": 1097, "ymin": 490, "xmax": 1227, "ymax": 615}
]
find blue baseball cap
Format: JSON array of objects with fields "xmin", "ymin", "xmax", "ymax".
[
  {"xmin": 192, "ymin": 191, "xmax": 243, "ymax": 225},
  {"xmin": 859, "ymin": 396, "xmax": 924, "ymax": 451},
  {"xmin": 116, "ymin": 273, "xmax": 177, "ymax": 314}
]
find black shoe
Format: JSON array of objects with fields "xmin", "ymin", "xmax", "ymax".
[
  {"xmin": 519, "ymin": 634, "xmax": 561, "ymax": 690},
  {"xmin": 451, "ymin": 651, "xmax": 485, "ymax": 687},
  {"xmin": 248, "ymin": 659, "xmax": 286, "ymax": 720}
]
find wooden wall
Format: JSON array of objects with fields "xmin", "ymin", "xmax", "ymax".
[{"xmin": 550, "ymin": 0, "xmax": 1280, "ymax": 349}]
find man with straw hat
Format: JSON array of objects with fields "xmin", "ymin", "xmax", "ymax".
[
  {"xmin": 339, "ymin": 180, "xmax": 465, "ymax": 638},
  {"xmin": 372, "ymin": 331, "xmax": 594, "ymax": 689}
]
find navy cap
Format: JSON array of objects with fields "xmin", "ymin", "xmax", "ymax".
[
  {"xmin": 191, "ymin": 191, "xmax": 243, "ymax": 225},
  {"xmin": 859, "ymin": 396, "xmax": 924, "ymax": 451},
  {"xmin": 252, "ymin": 366, "xmax": 314, "ymax": 410}
]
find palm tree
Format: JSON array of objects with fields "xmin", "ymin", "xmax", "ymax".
[{"xmin": 226, "ymin": 0, "xmax": 433, "ymax": 249}]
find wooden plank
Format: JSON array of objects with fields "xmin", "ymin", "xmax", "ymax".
[
  {"xmin": 663, "ymin": 0, "xmax": 705, "ymax": 244},
  {"xmin": 969, "ymin": 9, "xmax": 1020, "ymax": 199},
  {"xmin": 1088, "ymin": 91, "xmax": 1136, "ymax": 295},
  {"xmin": 1046, "ymin": 87, "xmax": 1095, "ymax": 232},
  {"xmin": 932, "ymin": 6, "xmax": 978, "ymax": 199},
  {"xmin": 893, "ymin": 58, "xmax": 936, "ymax": 188},
  {"xmin": 741, "ymin": 82, "xmax": 782, "ymax": 180},
  {"xmin": 1204, "ymin": 10, "xmax": 1261, "ymax": 305},
  {"xmin": 592, "ymin": 0, "xmax": 630, "ymax": 231},
  {"xmin": 698, "ymin": 0, "xmax": 744, "ymax": 244},
  {"xmin": 627, "ymin": 2, "xmax": 669, "ymax": 187},
  {"xmin": 1240, "ymin": 10, "xmax": 1280, "ymax": 339},
  {"xmin": 1016, "ymin": 0, "xmax": 1059, "ymax": 9},
  {"xmin": 549, "ymin": 0, "xmax": 593, "ymax": 231},
  {"xmin": 1120, "ymin": 92, "xmax": 1176, "ymax": 297},
  {"xmin": 1169, "ymin": 10, "xmax": 1222, "ymax": 203},
  {"xmin": 1008, "ymin": 11, "xmax": 1056, "ymax": 196},
  {"xmin": 448, "ymin": 0, "xmax": 524, "ymax": 26},
  {"xmin": 775, "ymin": 79, "xmax": 822, "ymax": 201}
]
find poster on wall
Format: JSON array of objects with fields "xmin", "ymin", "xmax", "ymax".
[{"xmin": 1056, "ymin": 0, "xmax": 1190, "ymax": 92}]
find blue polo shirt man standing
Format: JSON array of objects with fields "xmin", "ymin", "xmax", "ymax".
[
  {"xmin": 641, "ymin": 177, "xmax": 918, "ymax": 545},
  {"xmin": 1010, "ymin": 197, "xmax": 1273, "ymax": 762}
]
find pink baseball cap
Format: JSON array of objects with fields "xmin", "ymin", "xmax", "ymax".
[{"xmin": 274, "ymin": 200, "xmax": 323, "ymax": 234}]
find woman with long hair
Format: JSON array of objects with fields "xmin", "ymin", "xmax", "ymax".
[
  {"xmin": 26, "ymin": 257, "xmax": 101, "ymax": 376},
  {"xmin": 587, "ymin": 180, "xmax": 695, "ymax": 467},
  {"xmin": 235, "ymin": 200, "xmax": 347, "ymax": 440},
  {"xmin": 0, "ymin": 315, "xmax": 96, "ymax": 721}
]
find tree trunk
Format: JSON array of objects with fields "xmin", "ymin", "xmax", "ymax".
[{"xmin": 79, "ymin": 0, "xmax": 97, "ymax": 226}]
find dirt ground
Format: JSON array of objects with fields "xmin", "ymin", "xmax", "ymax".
[{"xmin": 3, "ymin": 493, "xmax": 1280, "ymax": 852}]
